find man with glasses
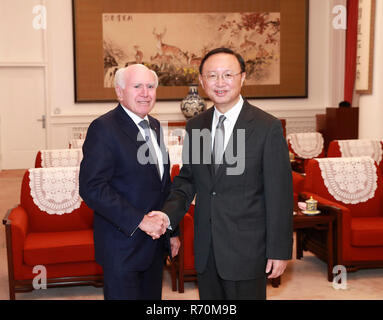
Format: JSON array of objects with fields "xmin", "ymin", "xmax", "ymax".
[{"xmin": 151, "ymin": 47, "xmax": 293, "ymax": 299}]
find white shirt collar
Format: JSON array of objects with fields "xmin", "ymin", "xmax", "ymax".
[
  {"xmin": 120, "ymin": 104, "xmax": 149, "ymax": 126},
  {"xmin": 213, "ymin": 95, "xmax": 243, "ymax": 126}
]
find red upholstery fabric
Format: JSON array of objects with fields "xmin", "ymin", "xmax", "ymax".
[
  {"xmin": 351, "ymin": 218, "xmax": 383, "ymax": 247},
  {"xmin": 20, "ymin": 171, "xmax": 94, "ymax": 232},
  {"xmin": 183, "ymin": 213, "xmax": 195, "ymax": 270},
  {"xmin": 181, "ymin": 204, "xmax": 195, "ymax": 270},
  {"xmin": 326, "ymin": 141, "xmax": 342, "ymax": 158},
  {"xmin": 279, "ymin": 119, "xmax": 286, "ymax": 138},
  {"xmin": 292, "ymin": 171, "xmax": 305, "ymax": 206},
  {"xmin": 171, "ymin": 164, "xmax": 180, "ymax": 181},
  {"xmin": 7, "ymin": 169, "xmax": 102, "ymax": 283},
  {"xmin": 35, "ymin": 151, "xmax": 42, "ymax": 168},
  {"xmin": 303, "ymin": 159, "xmax": 383, "ymax": 264},
  {"xmin": 24, "ymin": 230, "xmax": 95, "ymax": 266}
]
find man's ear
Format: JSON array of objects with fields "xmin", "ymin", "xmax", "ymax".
[
  {"xmin": 115, "ymin": 86, "xmax": 122, "ymax": 101},
  {"xmin": 240, "ymin": 73, "xmax": 246, "ymax": 86},
  {"xmin": 198, "ymin": 74, "xmax": 205, "ymax": 89}
]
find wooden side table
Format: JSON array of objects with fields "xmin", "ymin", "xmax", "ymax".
[
  {"xmin": 294, "ymin": 209, "xmax": 336, "ymax": 282},
  {"xmin": 271, "ymin": 209, "xmax": 336, "ymax": 288}
]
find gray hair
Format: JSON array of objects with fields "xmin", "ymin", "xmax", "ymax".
[{"xmin": 114, "ymin": 65, "xmax": 159, "ymax": 89}]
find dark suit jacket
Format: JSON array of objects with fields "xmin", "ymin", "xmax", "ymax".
[
  {"xmin": 79, "ymin": 105, "xmax": 172, "ymax": 272},
  {"xmin": 162, "ymin": 100, "xmax": 293, "ymax": 281}
]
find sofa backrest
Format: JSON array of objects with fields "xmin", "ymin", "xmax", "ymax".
[
  {"xmin": 327, "ymin": 140, "xmax": 383, "ymax": 175},
  {"xmin": 20, "ymin": 168, "xmax": 94, "ymax": 232},
  {"xmin": 304, "ymin": 158, "xmax": 383, "ymax": 217},
  {"xmin": 287, "ymin": 132, "xmax": 325, "ymax": 159},
  {"xmin": 34, "ymin": 149, "xmax": 83, "ymax": 168}
]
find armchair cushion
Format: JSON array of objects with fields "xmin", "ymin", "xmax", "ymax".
[
  {"xmin": 351, "ymin": 218, "xmax": 383, "ymax": 247},
  {"xmin": 24, "ymin": 229, "xmax": 95, "ymax": 266}
]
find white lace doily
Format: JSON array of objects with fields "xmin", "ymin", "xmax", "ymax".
[
  {"xmin": 317, "ymin": 157, "xmax": 377, "ymax": 204},
  {"xmin": 287, "ymin": 132, "xmax": 324, "ymax": 159},
  {"xmin": 40, "ymin": 149, "xmax": 83, "ymax": 168},
  {"xmin": 69, "ymin": 139, "xmax": 85, "ymax": 149},
  {"xmin": 168, "ymin": 145, "xmax": 183, "ymax": 166},
  {"xmin": 338, "ymin": 140, "xmax": 382, "ymax": 165},
  {"xmin": 29, "ymin": 167, "xmax": 82, "ymax": 215}
]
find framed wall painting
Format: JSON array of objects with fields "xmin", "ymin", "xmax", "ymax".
[
  {"xmin": 355, "ymin": 0, "xmax": 375, "ymax": 94},
  {"xmin": 72, "ymin": 0, "xmax": 308, "ymax": 102}
]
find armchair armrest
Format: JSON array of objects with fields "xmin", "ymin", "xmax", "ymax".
[
  {"xmin": 292, "ymin": 171, "xmax": 305, "ymax": 194},
  {"xmin": 3, "ymin": 205, "xmax": 29, "ymax": 239},
  {"xmin": 299, "ymin": 191, "xmax": 352, "ymax": 263},
  {"xmin": 3, "ymin": 205, "xmax": 29, "ymax": 280}
]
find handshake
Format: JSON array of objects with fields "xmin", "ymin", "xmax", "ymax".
[{"xmin": 138, "ymin": 211, "xmax": 170, "ymax": 239}]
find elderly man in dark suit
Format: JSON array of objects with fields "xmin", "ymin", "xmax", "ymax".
[
  {"xmin": 79, "ymin": 64, "xmax": 180, "ymax": 300},
  {"xmin": 151, "ymin": 48, "xmax": 293, "ymax": 300}
]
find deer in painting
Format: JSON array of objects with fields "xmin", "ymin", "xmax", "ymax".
[
  {"xmin": 133, "ymin": 45, "xmax": 143, "ymax": 64},
  {"xmin": 152, "ymin": 27, "xmax": 187, "ymax": 62},
  {"xmin": 240, "ymin": 35, "xmax": 257, "ymax": 53},
  {"xmin": 187, "ymin": 53, "xmax": 202, "ymax": 68}
]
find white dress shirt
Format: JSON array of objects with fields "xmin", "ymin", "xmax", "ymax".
[
  {"xmin": 121, "ymin": 105, "xmax": 164, "ymax": 179},
  {"xmin": 211, "ymin": 95, "xmax": 244, "ymax": 152}
]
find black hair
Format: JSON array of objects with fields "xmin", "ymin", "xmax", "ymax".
[
  {"xmin": 199, "ymin": 47, "xmax": 246, "ymax": 74},
  {"xmin": 339, "ymin": 100, "xmax": 351, "ymax": 108}
]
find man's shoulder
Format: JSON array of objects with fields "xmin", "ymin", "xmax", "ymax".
[
  {"xmin": 90, "ymin": 105, "xmax": 120, "ymax": 126},
  {"xmin": 242, "ymin": 100, "xmax": 281, "ymax": 130},
  {"xmin": 243, "ymin": 100, "xmax": 278, "ymax": 122},
  {"xmin": 185, "ymin": 107, "xmax": 214, "ymax": 128}
]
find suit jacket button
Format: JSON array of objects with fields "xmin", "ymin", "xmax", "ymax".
[{"xmin": 212, "ymin": 191, "xmax": 216, "ymax": 196}]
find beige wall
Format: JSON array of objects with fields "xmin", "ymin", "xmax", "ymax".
[{"xmin": 359, "ymin": 0, "xmax": 383, "ymax": 139}]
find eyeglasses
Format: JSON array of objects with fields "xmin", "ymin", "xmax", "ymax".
[{"xmin": 202, "ymin": 71, "xmax": 243, "ymax": 83}]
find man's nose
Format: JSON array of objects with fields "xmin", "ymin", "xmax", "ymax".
[
  {"xmin": 216, "ymin": 75, "xmax": 225, "ymax": 86},
  {"xmin": 140, "ymin": 85, "xmax": 149, "ymax": 96}
]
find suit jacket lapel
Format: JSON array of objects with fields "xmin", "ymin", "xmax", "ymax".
[
  {"xmin": 200, "ymin": 108, "xmax": 214, "ymax": 179},
  {"xmin": 114, "ymin": 105, "xmax": 162, "ymax": 181},
  {"xmin": 148, "ymin": 116, "xmax": 170, "ymax": 184},
  {"xmin": 214, "ymin": 100, "xmax": 256, "ymax": 180}
]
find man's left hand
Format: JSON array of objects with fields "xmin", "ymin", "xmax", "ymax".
[
  {"xmin": 170, "ymin": 236, "xmax": 181, "ymax": 258},
  {"xmin": 265, "ymin": 259, "xmax": 288, "ymax": 279}
]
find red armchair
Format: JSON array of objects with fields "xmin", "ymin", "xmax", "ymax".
[
  {"xmin": 3, "ymin": 168, "xmax": 103, "ymax": 300},
  {"xmin": 300, "ymin": 157, "xmax": 383, "ymax": 272},
  {"xmin": 292, "ymin": 171, "xmax": 305, "ymax": 208},
  {"xmin": 169, "ymin": 164, "xmax": 197, "ymax": 293},
  {"xmin": 327, "ymin": 139, "xmax": 383, "ymax": 175},
  {"xmin": 287, "ymin": 132, "xmax": 325, "ymax": 173},
  {"xmin": 170, "ymin": 204, "xmax": 197, "ymax": 293}
]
